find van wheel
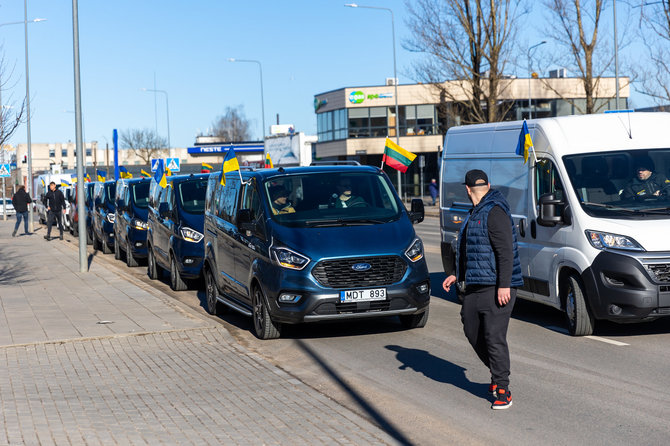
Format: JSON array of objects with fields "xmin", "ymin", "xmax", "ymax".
[
  {"xmin": 86, "ymin": 228, "xmax": 93, "ymax": 245},
  {"xmin": 562, "ymin": 273, "xmax": 594, "ymax": 336},
  {"xmin": 114, "ymin": 236, "xmax": 122, "ymax": 260},
  {"xmin": 93, "ymin": 230, "xmax": 101, "ymax": 251},
  {"xmin": 126, "ymin": 239, "xmax": 139, "ymax": 267},
  {"xmin": 102, "ymin": 235, "xmax": 112, "ymax": 254},
  {"xmin": 147, "ymin": 247, "xmax": 161, "ymax": 280},
  {"xmin": 72, "ymin": 223, "xmax": 78, "ymax": 237},
  {"xmin": 170, "ymin": 255, "xmax": 188, "ymax": 291},
  {"xmin": 252, "ymin": 286, "xmax": 281, "ymax": 340},
  {"xmin": 399, "ymin": 307, "xmax": 430, "ymax": 329},
  {"xmin": 205, "ymin": 269, "xmax": 224, "ymax": 315}
]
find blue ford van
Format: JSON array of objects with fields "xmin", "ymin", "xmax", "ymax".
[
  {"xmin": 114, "ymin": 177, "xmax": 151, "ymax": 267},
  {"xmin": 147, "ymin": 173, "xmax": 209, "ymax": 291},
  {"xmin": 92, "ymin": 180, "xmax": 117, "ymax": 254},
  {"xmin": 203, "ymin": 165, "xmax": 430, "ymax": 339}
]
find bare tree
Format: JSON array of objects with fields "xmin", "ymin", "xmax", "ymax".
[
  {"xmin": 0, "ymin": 52, "xmax": 26, "ymax": 148},
  {"xmin": 542, "ymin": 0, "xmax": 629, "ymax": 114},
  {"xmin": 119, "ymin": 128, "xmax": 167, "ymax": 165},
  {"xmin": 637, "ymin": 1, "xmax": 670, "ymax": 106},
  {"xmin": 405, "ymin": 0, "xmax": 525, "ymax": 124},
  {"xmin": 211, "ymin": 105, "xmax": 251, "ymax": 141}
]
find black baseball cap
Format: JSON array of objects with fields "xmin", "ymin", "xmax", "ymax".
[{"xmin": 463, "ymin": 169, "xmax": 489, "ymax": 187}]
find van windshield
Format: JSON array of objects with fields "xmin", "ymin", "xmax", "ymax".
[
  {"xmin": 177, "ymin": 179, "xmax": 208, "ymax": 213},
  {"xmin": 263, "ymin": 171, "xmax": 402, "ymax": 227},
  {"xmin": 563, "ymin": 148, "xmax": 670, "ymax": 217},
  {"xmin": 132, "ymin": 182, "xmax": 150, "ymax": 208},
  {"xmin": 105, "ymin": 183, "xmax": 116, "ymax": 203}
]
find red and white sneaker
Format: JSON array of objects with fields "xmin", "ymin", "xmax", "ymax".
[
  {"xmin": 488, "ymin": 382, "xmax": 498, "ymax": 397},
  {"xmin": 491, "ymin": 388, "xmax": 512, "ymax": 410}
]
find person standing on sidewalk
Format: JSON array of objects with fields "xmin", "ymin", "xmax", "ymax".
[
  {"xmin": 442, "ymin": 169, "xmax": 523, "ymax": 410},
  {"xmin": 11, "ymin": 185, "xmax": 33, "ymax": 237},
  {"xmin": 428, "ymin": 178, "xmax": 439, "ymax": 206},
  {"xmin": 44, "ymin": 182, "xmax": 66, "ymax": 241}
]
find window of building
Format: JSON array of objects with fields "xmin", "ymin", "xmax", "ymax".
[
  {"xmin": 369, "ymin": 107, "xmax": 388, "ymax": 137},
  {"xmin": 61, "ymin": 148, "xmax": 68, "ymax": 157},
  {"xmin": 317, "ymin": 109, "xmax": 348, "ymax": 142},
  {"xmin": 402, "ymin": 105, "xmax": 437, "ymax": 136},
  {"xmin": 348, "ymin": 108, "xmax": 369, "ymax": 138},
  {"xmin": 49, "ymin": 149, "xmax": 55, "ymax": 157},
  {"xmin": 86, "ymin": 148, "xmax": 92, "ymax": 156}
]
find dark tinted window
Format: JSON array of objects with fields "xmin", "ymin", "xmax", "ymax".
[
  {"xmin": 177, "ymin": 179, "xmax": 208, "ymax": 213},
  {"xmin": 105, "ymin": 183, "xmax": 115, "ymax": 203},
  {"xmin": 132, "ymin": 182, "xmax": 150, "ymax": 208},
  {"xmin": 215, "ymin": 178, "xmax": 240, "ymax": 222}
]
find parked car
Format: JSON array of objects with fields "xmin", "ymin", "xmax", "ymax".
[
  {"xmin": 33, "ymin": 173, "xmax": 73, "ymax": 224},
  {"xmin": 147, "ymin": 173, "xmax": 209, "ymax": 290},
  {"xmin": 114, "ymin": 177, "xmax": 151, "ymax": 267},
  {"xmin": 91, "ymin": 180, "xmax": 117, "ymax": 254},
  {"xmin": 202, "ymin": 165, "xmax": 430, "ymax": 339},
  {"xmin": 82, "ymin": 182, "xmax": 98, "ymax": 244},
  {"xmin": 0, "ymin": 198, "xmax": 15, "ymax": 216},
  {"xmin": 68, "ymin": 182, "xmax": 97, "ymax": 243}
]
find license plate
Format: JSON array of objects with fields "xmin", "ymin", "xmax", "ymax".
[{"xmin": 339, "ymin": 288, "xmax": 386, "ymax": 303}]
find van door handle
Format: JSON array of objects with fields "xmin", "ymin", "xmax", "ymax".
[{"xmin": 518, "ymin": 218, "xmax": 526, "ymax": 238}]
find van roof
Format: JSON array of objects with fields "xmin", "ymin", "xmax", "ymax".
[
  {"xmin": 446, "ymin": 112, "xmax": 670, "ymax": 157},
  {"xmin": 213, "ymin": 164, "xmax": 381, "ymax": 181},
  {"xmin": 150, "ymin": 172, "xmax": 210, "ymax": 185}
]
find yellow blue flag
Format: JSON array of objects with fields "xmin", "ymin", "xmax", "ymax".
[
  {"xmin": 515, "ymin": 120, "xmax": 534, "ymax": 164},
  {"xmin": 220, "ymin": 148, "xmax": 240, "ymax": 186},
  {"xmin": 153, "ymin": 159, "xmax": 167, "ymax": 188},
  {"xmin": 119, "ymin": 166, "xmax": 132, "ymax": 179},
  {"xmin": 97, "ymin": 169, "xmax": 107, "ymax": 182},
  {"xmin": 61, "ymin": 180, "xmax": 71, "ymax": 187}
]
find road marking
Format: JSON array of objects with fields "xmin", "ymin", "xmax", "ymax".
[{"xmin": 546, "ymin": 326, "xmax": 629, "ymax": 346}]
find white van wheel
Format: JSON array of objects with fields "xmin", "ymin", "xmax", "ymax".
[
  {"xmin": 562, "ymin": 274, "xmax": 594, "ymax": 336},
  {"xmin": 252, "ymin": 286, "xmax": 281, "ymax": 340}
]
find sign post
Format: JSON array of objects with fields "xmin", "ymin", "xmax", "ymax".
[
  {"xmin": 0, "ymin": 163, "xmax": 11, "ymax": 221},
  {"xmin": 418, "ymin": 155, "xmax": 425, "ymax": 202}
]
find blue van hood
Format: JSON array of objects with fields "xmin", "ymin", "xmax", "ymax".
[
  {"xmin": 270, "ymin": 217, "xmax": 417, "ymax": 260},
  {"xmin": 134, "ymin": 207, "xmax": 148, "ymax": 222},
  {"xmin": 180, "ymin": 211, "xmax": 205, "ymax": 232}
]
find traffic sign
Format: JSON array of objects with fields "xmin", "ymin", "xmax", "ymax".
[
  {"xmin": 166, "ymin": 158, "xmax": 180, "ymax": 172},
  {"xmin": 150, "ymin": 159, "xmax": 161, "ymax": 172},
  {"xmin": 0, "ymin": 164, "xmax": 10, "ymax": 177}
]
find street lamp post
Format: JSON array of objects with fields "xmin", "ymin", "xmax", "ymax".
[
  {"xmin": 142, "ymin": 88, "xmax": 171, "ymax": 158},
  {"xmin": 527, "ymin": 41, "xmax": 546, "ymax": 119},
  {"xmin": 613, "ymin": 0, "xmax": 620, "ymax": 109},
  {"xmin": 345, "ymin": 3, "xmax": 402, "ymax": 198},
  {"xmin": 228, "ymin": 58, "xmax": 266, "ymax": 141}
]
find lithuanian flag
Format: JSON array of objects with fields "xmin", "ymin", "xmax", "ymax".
[
  {"xmin": 382, "ymin": 138, "xmax": 416, "ymax": 173},
  {"xmin": 141, "ymin": 169, "xmax": 152, "ymax": 178},
  {"xmin": 202, "ymin": 162, "xmax": 213, "ymax": 170},
  {"xmin": 265, "ymin": 152, "xmax": 273, "ymax": 168},
  {"xmin": 220, "ymin": 148, "xmax": 240, "ymax": 186}
]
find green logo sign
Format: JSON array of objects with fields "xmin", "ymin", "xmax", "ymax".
[{"xmin": 349, "ymin": 91, "xmax": 365, "ymax": 104}]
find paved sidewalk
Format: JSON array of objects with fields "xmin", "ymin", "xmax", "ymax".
[{"xmin": 0, "ymin": 219, "xmax": 396, "ymax": 445}]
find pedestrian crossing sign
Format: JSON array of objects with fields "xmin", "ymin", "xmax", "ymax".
[
  {"xmin": 0, "ymin": 164, "xmax": 10, "ymax": 177},
  {"xmin": 166, "ymin": 158, "xmax": 180, "ymax": 172},
  {"xmin": 150, "ymin": 159, "xmax": 161, "ymax": 172}
]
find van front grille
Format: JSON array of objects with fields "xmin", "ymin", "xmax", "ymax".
[
  {"xmin": 311, "ymin": 256, "xmax": 407, "ymax": 288},
  {"xmin": 647, "ymin": 264, "xmax": 670, "ymax": 283}
]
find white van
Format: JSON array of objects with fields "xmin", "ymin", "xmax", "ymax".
[
  {"xmin": 33, "ymin": 173, "xmax": 73, "ymax": 225},
  {"xmin": 440, "ymin": 112, "xmax": 670, "ymax": 336}
]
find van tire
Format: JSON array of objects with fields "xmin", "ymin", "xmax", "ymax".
[
  {"xmin": 126, "ymin": 240, "xmax": 139, "ymax": 267},
  {"xmin": 170, "ymin": 256, "xmax": 188, "ymax": 291},
  {"xmin": 102, "ymin": 235, "xmax": 112, "ymax": 254},
  {"xmin": 562, "ymin": 273, "xmax": 594, "ymax": 336},
  {"xmin": 93, "ymin": 230, "xmax": 101, "ymax": 251},
  {"xmin": 86, "ymin": 228, "xmax": 93, "ymax": 245},
  {"xmin": 400, "ymin": 307, "xmax": 430, "ymax": 329},
  {"xmin": 252, "ymin": 285, "xmax": 281, "ymax": 340},
  {"xmin": 205, "ymin": 269, "xmax": 224, "ymax": 315},
  {"xmin": 114, "ymin": 236, "xmax": 122, "ymax": 260},
  {"xmin": 147, "ymin": 247, "xmax": 161, "ymax": 280}
]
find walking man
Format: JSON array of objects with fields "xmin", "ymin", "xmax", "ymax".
[
  {"xmin": 428, "ymin": 178, "xmax": 439, "ymax": 206},
  {"xmin": 44, "ymin": 182, "xmax": 66, "ymax": 241},
  {"xmin": 11, "ymin": 185, "xmax": 32, "ymax": 237},
  {"xmin": 442, "ymin": 169, "xmax": 523, "ymax": 410}
]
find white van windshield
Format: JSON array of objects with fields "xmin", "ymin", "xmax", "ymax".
[
  {"xmin": 264, "ymin": 172, "xmax": 402, "ymax": 227},
  {"xmin": 563, "ymin": 148, "xmax": 670, "ymax": 217}
]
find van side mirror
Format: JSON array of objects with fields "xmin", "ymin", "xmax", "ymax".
[
  {"xmin": 237, "ymin": 208, "xmax": 256, "ymax": 234},
  {"xmin": 537, "ymin": 193, "xmax": 564, "ymax": 227},
  {"xmin": 158, "ymin": 202, "xmax": 170, "ymax": 218},
  {"xmin": 409, "ymin": 198, "xmax": 425, "ymax": 224}
]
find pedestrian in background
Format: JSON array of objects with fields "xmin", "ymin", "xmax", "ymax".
[
  {"xmin": 44, "ymin": 182, "xmax": 66, "ymax": 241},
  {"xmin": 11, "ymin": 185, "xmax": 32, "ymax": 237},
  {"xmin": 442, "ymin": 169, "xmax": 523, "ymax": 410},
  {"xmin": 428, "ymin": 178, "xmax": 439, "ymax": 206}
]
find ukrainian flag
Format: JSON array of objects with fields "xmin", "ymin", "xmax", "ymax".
[
  {"xmin": 61, "ymin": 180, "xmax": 71, "ymax": 187},
  {"xmin": 141, "ymin": 169, "xmax": 151, "ymax": 178},
  {"xmin": 515, "ymin": 120, "xmax": 534, "ymax": 164},
  {"xmin": 97, "ymin": 169, "xmax": 106, "ymax": 182},
  {"xmin": 153, "ymin": 159, "xmax": 167, "ymax": 188},
  {"xmin": 119, "ymin": 166, "xmax": 132, "ymax": 179},
  {"xmin": 72, "ymin": 175, "xmax": 77, "ymax": 183},
  {"xmin": 220, "ymin": 148, "xmax": 240, "ymax": 186}
]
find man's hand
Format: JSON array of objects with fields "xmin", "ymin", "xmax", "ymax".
[
  {"xmin": 443, "ymin": 275, "xmax": 457, "ymax": 293},
  {"xmin": 498, "ymin": 287, "xmax": 511, "ymax": 306}
]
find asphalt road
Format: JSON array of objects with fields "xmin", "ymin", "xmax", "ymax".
[{"xmin": 88, "ymin": 216, "xmax": 670, "ymax": 446}]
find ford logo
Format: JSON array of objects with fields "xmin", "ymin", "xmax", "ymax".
[{"xmin": 352, "ymin": 263, "xmax": 371, "ymax": 272}]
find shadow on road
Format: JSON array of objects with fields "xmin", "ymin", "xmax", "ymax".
[
  {"xmin": 0, "ymin": 246, "xmax": 31, "ymax": 285},
  {"xmin": 297, "ymin": 340, "xmax": 415, "ymax": 446},
  {"xmin": 385, "ymin": 345, "xmax": 488, "ymax": 401}
]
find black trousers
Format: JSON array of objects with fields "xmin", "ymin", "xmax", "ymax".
[
  {"xmin": 46, "ymin": 210, "xmax": 64, "ymax": 237},
  {"xmin": 460, "ymin": 285, "xmax": 516, "ymax": 389}
]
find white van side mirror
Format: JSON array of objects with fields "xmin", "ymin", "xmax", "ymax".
[{"xmin": 537, "ymin": 193, "xmax": 564, "ymax": 227}]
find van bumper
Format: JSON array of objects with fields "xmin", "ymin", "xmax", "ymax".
[
  {"xmin": 172, "ymin": 239, "xmax": 204, "ymax": 279},
  {"xmin": 261, "ymin": 260, "xmax": 431, "ymax": 324},
  {"xmin": 581, "ymin": 250, "xmax": 670, "ymax": 321},
  {"xmin": 127, "ymin": 228, "xmax": 148, "ymax": 258}
]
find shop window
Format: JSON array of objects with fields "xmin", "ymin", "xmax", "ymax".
[
  {"xmin": 348, "ymin": 108, "xmax": 369, "ymax": 138},
  {"xmin": 369, "ymin": 107, "xmax": 387, "ymax": 137}
]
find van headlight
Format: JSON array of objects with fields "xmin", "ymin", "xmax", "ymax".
[
  {"xmin": 106, "ymin": 213, "xmax": 115, "ymax": 223},
  {"xmin": 585, "ymin": 230, "xmax": 644, "ymax": 251},
  {"xmin": 405, "ymin": 238, "xmax": 424, "ymax": 262},
  {"xmin": 272, "ymin": 247, "xmax": 310, "ymax": 270},
  {"xmin": 132, "ymin": 219, "xmax": 148, "ymax": 230},
  {"xmin": 180, "ymin": 227, "xmax": 203, "ymax": 243}
]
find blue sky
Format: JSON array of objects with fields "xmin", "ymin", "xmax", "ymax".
[{"xmin": 0, "ymin": 0, "xmax": 652, "ymax": 149}]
